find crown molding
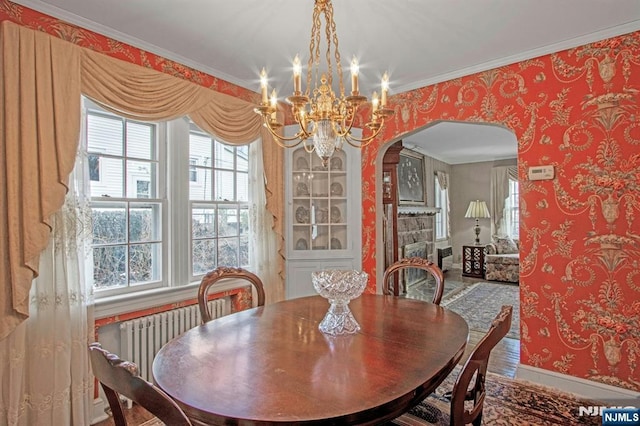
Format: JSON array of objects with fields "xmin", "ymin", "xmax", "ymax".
[
  {"xmin": 11, "ymin": 0, "xmax": 253, "ymax": 91},
  {"xmin": 393, "ymin": 20, "xmax": 640, "ymax": 94}
]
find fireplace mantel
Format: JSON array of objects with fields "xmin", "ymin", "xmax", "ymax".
[{"xmin": 398, "ymin": 206, "xmax": 441, "ymax": 216}]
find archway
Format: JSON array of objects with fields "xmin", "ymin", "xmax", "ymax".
[{"xmin": 373, "ymin": 121, "xmax": 518, "ymax": 293}]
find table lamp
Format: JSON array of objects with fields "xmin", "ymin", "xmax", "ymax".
[{"xmin": 464, "ymin": 200, "xmax": 490, "ymax": 245}]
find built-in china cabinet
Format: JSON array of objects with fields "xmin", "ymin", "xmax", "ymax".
[{"xmin": 285, "ymin": 141, "xmax": 362, "ymax": 299}]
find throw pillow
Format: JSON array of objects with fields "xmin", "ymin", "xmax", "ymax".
[{"xmin": 493, "ymin": 236, "xmax": 518, "ymax": 254}]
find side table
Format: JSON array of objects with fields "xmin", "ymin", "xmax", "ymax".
[{"xmin": 462, "ymin": 245, "xmax": 485, "ymax": 278}]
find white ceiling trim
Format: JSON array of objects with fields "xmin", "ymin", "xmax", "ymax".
[
  {"xmin": 13, "ymin": 0, "xmax": 249, "ymax": 89},
  {"xmin": 393, "ymin": 20, "xmax": 640, "ymax": 93},
  {"xmin": 14, "ymin": 1, "xmax": 640, "ymax": 96}
]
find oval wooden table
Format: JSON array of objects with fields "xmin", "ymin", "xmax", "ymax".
[{"xmin": 152, "ymin": 294, "xmax": 469, "ymax": 425}]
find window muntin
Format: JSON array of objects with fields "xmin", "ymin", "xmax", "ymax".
[
  {"xmin": 504, "ymin": 179, "xmax": 519, "ymax": 239},
  {"xmin": 84, "ymin": 103, "xmax": 254, "ymax": 298},
  {"xmin": 86, "ymin": 104, "xmax": 162, "ymax": 294},
  {"xmin": 189, "ymin": 125, "xmax": 249, "ymax": 278}
]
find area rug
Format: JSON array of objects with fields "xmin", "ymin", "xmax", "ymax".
[
  {"xmin": 391, "ymin": 366, "xmax": 603, "ymax": 425},
  {"xmin": 406, "ymin": 277, "xmax": 466, "ymax": 303},
  {"xmin": 442, "ymin": 282, "xmax": 520, "ymax": 339}
]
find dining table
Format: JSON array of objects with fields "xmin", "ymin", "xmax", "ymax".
[{"xmin": 152, "ymin": 294, "xmax": 469, "ymax": 425}]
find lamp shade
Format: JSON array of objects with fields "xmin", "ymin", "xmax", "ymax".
[{"xmin": 464, "ymin": 200, "xmax": 490, "ymax": 219}]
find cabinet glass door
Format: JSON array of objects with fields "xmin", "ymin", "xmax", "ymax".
[{"xmin": 292, "ymin": 147, "xmax": 347, "ymax": 252}]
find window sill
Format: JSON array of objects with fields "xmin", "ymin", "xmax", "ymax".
[{"xmin": 94, "ymin": 279, "xmax": 247, "ymax": 320}]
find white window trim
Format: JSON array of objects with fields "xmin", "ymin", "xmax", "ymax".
[{"xmin": 91, "ymin": 117, "xmax": 257, "ymax": 316}]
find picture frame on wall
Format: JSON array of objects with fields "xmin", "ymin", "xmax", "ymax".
[{"xmin": 398, "ymin": 149, "xmax": 426, "ymax": 205}]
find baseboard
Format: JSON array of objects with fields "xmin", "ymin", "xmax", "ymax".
[
  {"xmin": 516, "ymin": 364, "xmax": 640, "ymax": 406},
  {"xmin": 91, "ymin": 397, "xmax": 109, "ymax": 425}
]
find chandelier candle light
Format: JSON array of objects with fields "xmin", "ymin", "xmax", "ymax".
[
  {"xmin": 464, "ymin": 200, "xmax": 491, "ymax": 245},
  {"xmin": 255, "ymin": 0, "xmax": 394, "ymax": 167}
]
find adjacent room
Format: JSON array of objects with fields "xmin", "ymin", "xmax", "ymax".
[{"xmin": 1, "ymin": 1, "xmax": 639, "ymax": 425}]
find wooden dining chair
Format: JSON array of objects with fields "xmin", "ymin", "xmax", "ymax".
[
  {"xmin": 198, "ymin": 266, "xmax": 266, "ymax": 323},
  {"xmin": 382, "ymin": 257, "xmax": 445, "ymax": 304},
  {"xmin": 394, "ymin": 305, "xmax": 513, "ymax": 426},
  {"xmin": 88, "ymin": 342, "xmax": 192, "ymax": 426},
  {"xmin": 446, "ymin": 304, "xmax": 513, "ymax": 425}
]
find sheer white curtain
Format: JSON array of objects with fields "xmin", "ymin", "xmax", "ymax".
[
  {"xmin": 435, "ymin": 171, "xmax": 451, "ymax": 239},
  {"xmin": 0, "ymin": 153, "xmax": 93, "ymax": 425},
  {"xmin": 249, "ymin": 139, "xmax": 283, "ymax": 303},
  {"xmin": 490, "ymin": 166, "xmax": 518, "ymax": 236}
]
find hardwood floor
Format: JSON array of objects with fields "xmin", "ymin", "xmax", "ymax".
[
  {"xmin": 440, "ymin": 268, "xmax": 520, "ymax": 379},
  {"xmin": 93, "ymin": 268, "xmax": 520, "ymax": 425}
]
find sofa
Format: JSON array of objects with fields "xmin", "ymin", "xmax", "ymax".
[{"xmin": 484, "ymin": 236, "xmax": 519, "ymax": 283}]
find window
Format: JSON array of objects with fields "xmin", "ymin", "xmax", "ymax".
[
  {"xmin": 189, "ymin": 124, "xmax": 249, "ymax": 277},
  {"xmin": 434, "ymin": 175, "xmax": 449, "ymax": 240},
  {"xmin": 189, "ymin": 158, "xmax": 198, "ymax": 182},
  {"xmin": 504, "ymin": 179, "xmax": 519, "ymax": 239},
  {"xmin": 88, "ymin": 154, "xmax": 100, "ymax": 181},
  {"xmin": 83, "ymin": 100, "xmax": 252, "ymax": 298}
]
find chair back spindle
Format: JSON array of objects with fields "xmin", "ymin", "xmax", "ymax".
[
  {"xmin": 88, "ymin": 342, "xmax": 192, "ymax": 426},
  {"xmin": 383, "ymin": 257, "xmax": 445, "ymax": 305},
  {"xmin": 198, "ymin": 267, "xmax": 266, "ymax": 323}
]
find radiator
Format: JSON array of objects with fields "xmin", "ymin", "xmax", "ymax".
[
  {"xmin": 119, "ymin": 299, "xmax": 228, "ymax": 384},
  {"xmin": 437, "ymin": 246, "xmax": 453, "ymax": 272}
]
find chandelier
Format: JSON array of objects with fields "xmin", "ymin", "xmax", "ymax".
[{"xmin": 254, "ymin": 0, "xmax": 394, "ymax": 167}]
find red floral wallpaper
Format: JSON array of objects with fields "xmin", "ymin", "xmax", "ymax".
[
  {"xmin": 360, "ymin": 33, "xmax": 640, "ymax": 391},
  {"xmin": 2, "ymin": 0, "xmax": 639, "ymax": 392}
]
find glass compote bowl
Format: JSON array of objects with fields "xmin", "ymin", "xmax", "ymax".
[{"xmin": 311, "ymin": 269, "xmax": 369, "ymax": 336}]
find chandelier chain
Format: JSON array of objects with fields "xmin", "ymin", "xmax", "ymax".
[
  {"xmin": 307, "ymin": 4, "xmax": 321, "ymax": 97},
  {"xmin": 254, "ymin": 0, "xmax": 394, "ymax": 165},
  {"xmin": 326, "ymin": 1, "xmax": 344, "ymax": 98}
]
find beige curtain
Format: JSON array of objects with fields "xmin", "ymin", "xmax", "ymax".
[{"xmin": 0, "ymin": 21, "xmax": 284, "ymax": 340}]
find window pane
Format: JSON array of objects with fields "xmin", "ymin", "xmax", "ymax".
[
  {"xmin": 93, "ymin": 245, "xmax": 127, "ymax": 288},
  {"xmin": 239, "ymin": 236, "xmax": 249, "ymax": 266},
  {"xmin": 189, "ymin": 168, "xmax": 212, "ymax": 200},
  {"xmin": 130, "ymin": 203, "xmax": 161, "ymax": 242},
  {"xmin": 126, "ymin": 122, "xmax": 154, "ymax": 160},
  {"xmin": 89, "ymin": 155, "xmax": 100, "ymax": 181},
  {"xmin": 130, "ymin": 242, "xmax": 161, "ymax": 284},
  {"xmin": 193, "ymin": 239, "xmax": 217, "ymax": 275},
  {"xmin": 214, "ymin": 142, "xmax": 234, "ymax": 169},
  {"xmin": 192, "ymin": 206, "xmax": 217, "ymax": 238},
  {"xmin": 504, "ymin": 180, "xmax": 519, "ymax": 239},
  {"xmin": 91, "ymin": 157, "xmax": 124, "ymax": 198},
  {"xmin": 237, "ymin": 172, "xmax": 249, "ymax": 202},
  {"xmin": 190, "ymin": 134, "xmax": 211, "ymax": 163},
  {"xmin": 218, "ymin": 207, "xmax": 239, "ymax": 237},
  {"xmin": 215, "ymin": 170, "xmax": 235, "ymax": 201},
  {"xmin": 237, "ymin": 146, "xmax": 249, "ymax": 172},
  {"xmin": 239, "ymin": 207, "xmax": 249, "ymax": 236},
  {"xmin": 217, "ymin": 237, "xmax": 238, "ymax": 266},
  {"xmin": 87, "ymin": 114, "xmax": 123, "ymax": 156},
  {"xmin": 92, "ymin": 204, "xmax": 127, "ymax": 245},
  {"xmin": 126, "ymin": 160, "xmax": 155, "ymax": 198}
]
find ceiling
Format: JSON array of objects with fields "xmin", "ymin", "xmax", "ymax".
[{"xmin": 15, "ymin": 0, "xmax": 640, "ymax": 163}]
